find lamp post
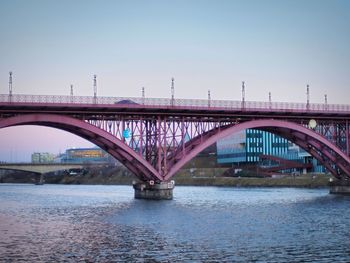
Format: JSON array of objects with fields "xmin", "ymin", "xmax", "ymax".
[
  {"xmin": 241, "ymin": 81, "xmax": 245, "ymax": 109},
  {"xmin": 70, "ymin": 84, "xmax": 74, "ymax": 103},
  {"xmin": 306, "ymin": 84, "xmax": 310, "ymax": 110},
  {"xmin": 171, "ymin": 77, "xmax": 175, "ymax": 106},
  {"xmin": 93, "ymin": 75, "xmax": 97, "ymax": 104},
  {"xmin": 208, "ymin": 89, "xmax": 211, "ymax": 107},
  {"xmin": 9, "ymin": 71, "xmax": 13, "ymax": 102}
]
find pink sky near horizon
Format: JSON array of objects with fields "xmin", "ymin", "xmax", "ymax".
[{"xmin": 0, "ymin": 126, "xmax": 94, "ymax": 162}]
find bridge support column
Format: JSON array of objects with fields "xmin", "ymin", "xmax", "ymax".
[
  {"xmin": 133, "ymin": 181, "xmax": 175, "ymax": 200},
  {"xmin": 329, "ymin": 179, "xmax": 350, "ymax": 195},
  {"xmin": 35, "ymin": 174, "xmax": 44, "ymax": 185}
]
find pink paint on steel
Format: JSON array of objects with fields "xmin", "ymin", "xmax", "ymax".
[
  {"xmin": 1, "ymin": 101, "xmax": 350, "ymax": 182},
  {"xmin": 0, "ymin": 114, "xmax": 162, "ymax": 181},
  {"xmin": 266, "ymin": 128, "xmax": 350, "ymax": 176},
  {"xmin": 164, "ymin": 119, "xmax": 350, "ymax": 180}
]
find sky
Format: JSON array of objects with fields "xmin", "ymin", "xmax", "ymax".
[{"xmin": 0, "ymin": 0, "xmax": 350, "ymax": 162}]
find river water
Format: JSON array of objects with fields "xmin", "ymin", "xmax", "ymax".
[{"xmin": 0, "ymin": 184, "xmax": 350, "ymax": 262}]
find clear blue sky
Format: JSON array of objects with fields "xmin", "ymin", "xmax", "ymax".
[{"xmin": 1, "ymin": 0, "xmax": 350, "ymax": 161}]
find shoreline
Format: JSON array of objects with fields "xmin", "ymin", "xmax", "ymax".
[
  {"xmin": 174, "ymin": 176, "xmax": 330, "ymax": 188},
  {"xmin": 0, "ymin": 175, "xmax": 331, "ymax": 189},
  {"xmin": 0, "ymin": 166, "xmax": 331, "ymax": 188}
]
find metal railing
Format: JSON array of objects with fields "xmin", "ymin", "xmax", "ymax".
[{"xmin": 1, "ymin": 93, "xmax": 350, "ymax": 113}]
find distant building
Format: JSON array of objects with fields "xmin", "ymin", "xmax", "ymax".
[
  {"xmin": 62, "ymin": 147, "xmax": 110, "ymax": 164},
  {"xmin": 31, "ymin": 152, "xmax": 55, "ymax": 163},
  {"xmin": 246, "ymin": 129, "xmax": 290, "ymax": 162},
  {"xmin": 216, "ymin": 130, "xmax": 246, "ymax": 163},
  {"xmin": 53, "ymin": 153, "xmax": 66, "ymax": 163},
  {"xmin": 216, "ymin": 129, "xmax": 325, "ymax": 173}
]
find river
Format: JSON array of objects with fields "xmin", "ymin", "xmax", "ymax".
[{"xmin": 0, "ymin": 184, "xmax": 350, "ymax": 262}]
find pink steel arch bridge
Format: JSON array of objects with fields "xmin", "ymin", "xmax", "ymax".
[{"xmin": 1, "ymin": 93, "xmax": 350, "ymax": 183}]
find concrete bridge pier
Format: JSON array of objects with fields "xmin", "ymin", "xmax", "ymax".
[
  {"xmin": 35, "ymin": 174, "xmax": 44, "ymax": 185},
  {"xmin": 133, "ymin": 180, "xmax": 175, "ymax": 200},
  {"xmin": 329, "ymin": 179, "xmax": 350, "ymax": 195}
]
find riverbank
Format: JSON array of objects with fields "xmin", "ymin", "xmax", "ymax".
[
  {"xmin": 0, "ymin": 166, "xmax": 331, "ymax": 188},
  {"xmin": 175, "ymin": 175, "xmax": 330, "ymax": 188}
]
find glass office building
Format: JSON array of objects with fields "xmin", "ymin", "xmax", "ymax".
[
  {"xmin": 246, "ymin": 129, "xmax": 290, "ymax": 162},
  {"xmin": 217, "ymin": 129, "xmax": 325, "ymax": 173},
  {"xmin": 216, "ymin": 130, "xmax": 246, "ymax": 163},
  {"xmin": 217, "ymin": 129, "xmax": 290, "ymax": 163}
]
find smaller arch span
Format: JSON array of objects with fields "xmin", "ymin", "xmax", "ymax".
[
  {"xmin": 165, "ymin": 119, "xmax": 350, "ymax": 180},
  {"xmin": 0, "ymin": 114, "xmax": 162, "ymax": 181}
]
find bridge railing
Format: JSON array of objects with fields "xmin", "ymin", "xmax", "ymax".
[{"xmin": 1, "ymin": 93, "xmax": 350, "ymax": 113}]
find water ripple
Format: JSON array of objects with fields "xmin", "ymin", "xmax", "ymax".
[{"xmin": 1, "ymin": 184, "xmax": 350, "ymax": 262}]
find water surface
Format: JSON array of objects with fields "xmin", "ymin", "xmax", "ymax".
[{"xmin": 1, "ymin": 184, "xmax": 350, "ymax": 262}]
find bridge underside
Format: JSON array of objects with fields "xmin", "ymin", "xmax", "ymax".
[{"xmin": 0, "ymin": 114, "xmax": 350, "ymax": 182}]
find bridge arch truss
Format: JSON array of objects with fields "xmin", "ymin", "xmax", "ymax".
[{"xmin": 0, "ymin": 113, "xmax": 349, "ymax": 182}]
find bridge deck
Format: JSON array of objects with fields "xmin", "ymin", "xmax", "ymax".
[
  {"xmin": 1, "ymin": 93, "xmax": 350, "ymax": 182},
  {"xmin": 0, "ymin": 163, "xmax": 107, "ymax": 174},
  {"xmin": 1, "ymin": 94, "xmax": 349, "ymax": 120}
]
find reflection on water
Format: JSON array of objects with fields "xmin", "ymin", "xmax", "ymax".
[{"xmin": 1, "ymin": 184, "xmax": 350, "ymax": 262}]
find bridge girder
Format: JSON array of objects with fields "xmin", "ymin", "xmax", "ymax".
[{"xmin": 0, "ymin": 163, "xmax": 86, "ymax": 174}]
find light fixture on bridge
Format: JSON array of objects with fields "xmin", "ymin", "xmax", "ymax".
[
  {"xmin": 142, "ymin": 87, "xmax": 145, "ymax": 105},
  {"xmin": 208, "ymin": 89, "xmax": 211, "ymax": 107},
  {"xmin": 308, "ymin": 119, "xmax": 317, "ymax": 129},
  {"xmin": 171, "ymin": 77, "xmax": 175, "ymax": 106},
  {"xmin": 70, "ymin": 84, "xmax": 74, "ymax": 103},
  {"xmin": 93, "ymin": 74, "xmax": 97, "ymax": 103},
  {"xmin": 241, "ymin": 81, "xmax": 245, "ymax": 109},
  {"xmin": 9, "ymin": 71, "xmax": 13, "ymax": 101},
  {"xmin": 306, "ymin": 84, "xmax": 310, "ymax": 110}
]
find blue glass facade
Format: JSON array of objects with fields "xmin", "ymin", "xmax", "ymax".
[
  {"xmin": 216, "ymin": 130, "xmax": 246, "ymax": 163},
  {"xmin": 246, "ymin": 129, "xmax": 290, "ymax": 162},
  {"xmin": 217, "ymin": 129, "xmax": 290, "ymax": 163},
  {"xmin": 216, "ymin": 129, "xmax": 325, "ymax": 173}
]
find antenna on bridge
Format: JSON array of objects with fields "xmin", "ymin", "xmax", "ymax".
[
  {"xmin": 208, "ymin": 90, "xmax": 211, "ymax": 107},
  {"xmin": 142, "ymin": 87, "xmax": 145, "ymax": 105},
  {"xmin": 241, "ymin": 81, "xmax": 245, "ymax": 109},
  {"xmin": 93, "ymin": 75, "xmax": 97, "ymax": 103},
  {"xmin": 306, "ymin": 84, "xmax": 310, "ymax": 110},
  {"xmin": 9, "ymin": 71, "xmax": 13, "ymax": 102},
  {"xmin": 324, "ymin": 94, "xmax": 328, "ymax": 110},
  {"xmin": 269, "ymin": 92, "xmax": 272, "ymax": 109},
  {"xmin": 171, "ymin": 77, "xmax": 175, "ymax": 106},
  {"xmin": 70, "ymin": 84, "xmax": 74, "ymax": 103}
]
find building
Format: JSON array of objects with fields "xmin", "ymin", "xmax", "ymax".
[
  {"xmin": 216, "ymin": 130, "xmax": 246, "ymax": 164},
  {"xmin": 61, "ymin": 147, "xmax": 110, "ymax": 164},
  {"xmin": 246, "ymin": 129, "xmax": 291, "ymax": 162},
  {"xmin": 31, "ymin": 152, "xmax": 55, "ymax": 163},
  {"xmin": 216, "ymin": 129, "xmax": 325, "ymax": 173}
]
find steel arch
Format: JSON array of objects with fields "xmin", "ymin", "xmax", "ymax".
[
  {"xmin": 164, "ymin": 119, "xmax": 350, "ymax": 180},
  {"xmin": 0, "ymin": 114, "xmax": 162, "ymax": 181},
  {"xmin": 1, "ymin": 115, "xmax": 350, "ymax": 182}
]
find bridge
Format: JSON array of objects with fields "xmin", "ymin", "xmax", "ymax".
[
  {"xmin": 1, "ymin": 93, "xmax": 350, "ymax": 198},
  {"xmin": 0, "ymin": 162, "xmax": 101, "ymax": 185},
  {"xmin": 0, "ymin": 163, "xmax": 91, "ymax": 174}
]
